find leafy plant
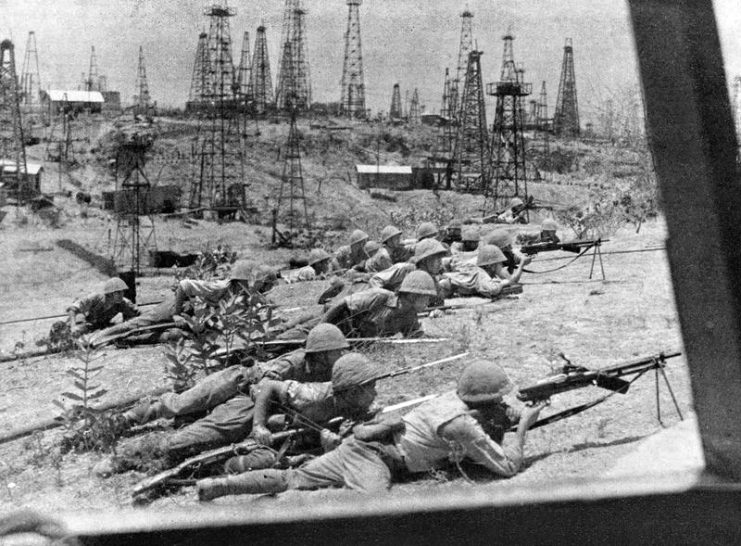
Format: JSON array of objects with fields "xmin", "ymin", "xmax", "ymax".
[{"xmin": 54, "ymin": 340, "xmax": 121, "ymax": 453}]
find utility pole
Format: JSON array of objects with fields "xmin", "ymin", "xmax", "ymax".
[
  {"xmin": 553, "ymin": 38, "xmax": 580, "ymax": 137},
  {"xmin": 451, "ymin": 50, "xmax": 488, "ymax": 193},
  {"xmin": 340, "ymin": 0, "xmax": 365, "ymax": 118},
  {"xmin": 486, "ymin": 33, "xmax": 531, "ymax": 212}
]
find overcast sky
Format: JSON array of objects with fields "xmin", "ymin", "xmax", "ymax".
[{"xmin": 2, "ymin": 0, "xmax": 739, "ymax": 124}]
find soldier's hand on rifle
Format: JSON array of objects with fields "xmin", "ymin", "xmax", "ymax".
[
  {"xmin": 428, "ymin": 309, "xmax": 445, "ymax": 319},
  {"xmin": 519, "ymin": 401, "xmax": 546, "ymax": 430},
  {"xmin": 521, "ymin": 255, "xmax": 533, "ymax": 266},
  {"xmin": 320, "ymin": 428, "xmax": 342, "ymax": 452},
  {"xmin": 252, "ymin": 424, "xmax": 273, "ymax": 446}
]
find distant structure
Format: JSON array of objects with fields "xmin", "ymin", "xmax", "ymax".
[
  {"xmin": 487, "ymin": 33, "xmax": 531, "ymax": 209},
  {"xmin": 188, "ymin": 3, "xmax": 247, "ymax": 216},
  {"xmin": 339, "ymin": 0, "xmax": 365, "ymax": 118},
  {"xmin": 20, "ymin": 31, "xmax": 41, "ymax": 107},
  {"xmin": 553, "ymin": 38, "xmax": 580, "ymax": 137},
  {"xmin": 249, "ymin": 25, "xmax": 273, "ymax": 113},
  {"xmin": 409, "ymin": 88, "xmax": 420, "ymax": 124},
  {"xmin": 440, "ymin": 67, "xmax": 451, "ymax": 119},
  {"xmin": 0, "ymin": 40, "xmax": 30, "ymax": 203},
  {"xmin": 452, "ymin": 50, "xmax": 488, "ymax": 192},
  {"xmin": 85, "ymin": 46, "xmax": 101, "ymax": 92},
  {"xmin": 133, "ymin": 46, "xmax": 151, "ymax": 115},
  {"xmin": 528, "ymin": 80, "xmax": 551, "ymax": 162},
  {"xmin": 389, "ymin": 83, "xmax": 402, "ymax": 120},
  {"xmin": 449, "ymin": 10, "xmax": 474, "ymax": 122},
  {"xmin": 275, "ymin": 0, "xmax": 311, "ymax": 111},
  {"xmin": 187, "ymin": 32, "xmax": 211, "ymax": 109},
  {"xmin": 733, "ymin": 76, "xmax": 741, "ymax": 154},
  {"xmin": 236, "ymin": 31, "xmax": 252, "ymax": 102}
]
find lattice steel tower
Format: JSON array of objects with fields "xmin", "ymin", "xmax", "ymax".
[
  {"xmin": 487, "ymin": 34, "xmax": 531, "ymax": 209},
  {"xmin": 236, "ymin": 32, "xmax": 252, "ymax": 101},
  {"xmin": 273, "ymin": 107, "xmax": 311, "ymax": 245},
  {"xmin": 249, "ymin": 25, "xmax": 273, "ymax": 113},
  {"xmin": 134, "ymin": 46, "xmax": 151, "ymax": 115},
  {"xmin": 188, "ymin": 4, "xmax": 247, "ymax": 216},
  {"xmin": 553, "ymin": 38, "xmax": 580, "ymax": 137},
  {"xmin": 449, "ymin": 10, "xmax": 474, "ymax": 123},
  {"xmin": 452, "ymin": 50, "xmax": 489, "ymax": 192},
  {"xmin": 409, "ymin": 88, "xmax": 420, "ymax": 124},
  {"xmin": 188, "ymin": 32, "xmax": 211, "ymax": 108},
  {"xmin": 275, "ymin": 1, "xmax": 311, "ymax": 111},
  {"xmin": 389, "ymin": 83, "xmax": 402, "ymax": 119},
  {"xmin": 0, "ymin": 40, "xmax": 29, "ymax": 203},
  {"xmin": 20, "ymin": 32, "xmax": 41, "ymax": 107},
  {"xmin": 340, "ymin": 0, "xmax": 365, "ymax": 118},
  {"xmin": 85, "ymin": 46, "xmax": 101, "ymax": 92}
]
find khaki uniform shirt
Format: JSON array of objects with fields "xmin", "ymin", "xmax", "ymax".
[{"xmin": 67, "ymin": 293, "xmax": 139, "ymax": 327}]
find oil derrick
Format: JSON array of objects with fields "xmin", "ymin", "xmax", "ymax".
[
  {"xmin": 272, "ymin": 105, "xmax": 310, "ymax": 246},
  {"xmin": 111, "ymin": 131, "xmax": 157, "ymax": 279},
  {"xmin": 486, "ymin": 34, "xmax": 531, "ymax": 210},
  {"xmin": 451, "ymin": 50, "xmax": 488, "ymax": 193},
  {"xmin": 553, "ymin": 38, "xmax": 580, "ymax": 137},
  {"xmin": 236, "ymin": 32, "xmax": 252, "ymax": 101},
  {"xmin": 0, "ymin": 40, "xmax": 30, "ymax": 204},
  {"xmin": 188, "ymin": 32, "xmax": 211, "ymax": 108},
  {"xmin": 20, "ymin": 31, "xmax": 41, "ymax": 107},
  {"xmin": 389, "ymin": 83, "xmax": 402, "ymax": 119},
  {"xmin": 275, "ymin": 1, "xmax": 311, "ymax": 111},
  {"xmin": 133, "ymin": 46, "xmax": 151, "ymax": 116},
  {"xmin": 188, "ymin": 4, "xmax": 247, "ymax": 217},
  {"xmin": 339, "ymin": 0, "xmax": 365, "ymax": 118},
  {"xmin": 248, "ymin": 25, "xmax": 273, "ymax": 113},
  {"xmin": 409, "ymin": 88, "xmax": 420, "ymax": 124},
  {"xmin": 529, "ymin": 80, "xmax": 550, "ymax": 155},
  {"xmin": 86, "ymin": 46, "xmax": 100, "ymax": 92},
  {"xmin": 449, "ymin": 10, "xmax": 474, "ymax": 122},
  {"xmin": 440, "ymin": 68, "xmax": 451, "ymax": 118}
]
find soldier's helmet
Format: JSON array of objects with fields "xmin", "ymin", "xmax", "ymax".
[
  {"xmin": 103, "ymin": 277, "xmax": 128, "ymax": 294},
  {"xmin": 364, "ymin": 240, "xmax": 381, "ymax": 257},
  {"xmin": 380, "ymin": 225, "xmax": 403, "ymax": 244},
  {"xmin": 476, "ymin": 245, "xmax": 507, "ymax": 267},
  {"xmin": 229, "ymin": 260, "xmax": 254, "ymax": 282},
  {"xmin": 416, "ymin": 222, "xmax": 438, "ymax": 241},
  {"xmin": 413, "ymin": 238, "xmax": 448, "ymax": 264},
  {"xmin": 251, "ymin": 265, "xmax": 277, "ymax": 286},
  {"xmin": 456, "ymin": 360, "xmax": 514, "ymax": 404},
  {"xmin": 481, "ymin": 229, "xmax": 515, "ymax": 249},
  {"xmin": 331, "ymin": 352, "xmax": 383, "ymax": 392},
  {"xmin": 308, "ymin": 248, "xmax": 331, "ymax": 266},
  {"xmin": 305, "ymin": 324, "xmax": 350, "ymax": 354},
  {"xmin": 541, "ymin": 219, "xmax": 558, "ymax": 232},
  {"xmin": 350, "ymin": 229, "xmax": 369, "ymax": 246},
  {"xmin": 462, "ymin": 227, "xmax": 480, "ymax": 242},
  {"xmin": 510, "ymin": 197, "xmax": 525, "ymax": 208},
  {"xmin": 399, "ymin": 270, "xmax": 437, "ymax": 296}
]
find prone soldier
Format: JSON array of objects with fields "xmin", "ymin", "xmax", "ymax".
[{"xmin": 62, "ymin": 277, "xmax": 139, "ymax": 337}]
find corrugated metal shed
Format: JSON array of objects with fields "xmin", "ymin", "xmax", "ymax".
[
  {"xmin": 0, "ymin": 159, "xmax": 44, "ymax": 175},
  {"xmin": 356, "ymin": 165, "xmax": 412, "ymax": 175}
]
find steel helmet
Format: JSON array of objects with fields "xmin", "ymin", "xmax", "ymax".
[
  {"xmin": 399, "ymin": 270, "xmax": 437, "ymax": 296},
  {"xmin": 308, "ymin": 248, "xmax": 331, "ymax": 266},
  {"xmin": 462, "ymin": 227, "xmax": 479, "ymax": 242},
  {"xmin": 476, "ymin": 245, "xmax": 507, "ymax": 267},
  {"xmin": 364, "ymin": 240, "xmax": 381, "ymax": 257},
  {"xmin": 305, "ymin": 324, "xmax": 350, "ymax": 354},
  {"xmin": 482, "ymin": 229, "xmax": 515, "ymax": 249},
  {"xmin": 541, "ymin": 219, "xmax": 558, "ymax": 232},
  {"xmin": 413, "ymin": 238, "xmax": 448, "ymax": 264},
  {"xmin": 510, "ymin": 197, "xmax": 525, "ymax": 208},
  {"xmin": 229, "ymin": 260, "xmax": 254, "ymax": 281},
  {"xmin": 332, "ymin": 352, "xmax": 383, "ymax": 392},
  {"xmin": 103, "ymin": 277, "xmax": 128, "ymax": 294},
  {"xmin": 416, "ymin": 222, "xmax": 438, "ymax": 241},
  {"xmin": 350, "ymin": 229, "xmax": 369, "ymax": 246},
  {"xmin": 456, "ymin": 360, "xmax": 513, "ymax": 404},
  {"xmin": 251, "ymin": 265, "xmax": 277, "ymax": 285},
  {"xmin": 380, "ymin": 225, "xmax": 403, "ymax": 244}
]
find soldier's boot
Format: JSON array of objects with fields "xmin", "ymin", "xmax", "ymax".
[
  {"xmin": 197, "ymin": 469, "xmax": 289, "ymax": 501},
  {"xmin": 121, "ymin": 400, "xmax": 164, "ymax": 427},
  {"xmin": 223, "ymin": 447, "xmax": 278, "ymax": 474}
]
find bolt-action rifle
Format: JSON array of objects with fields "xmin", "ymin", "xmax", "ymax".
[
  {"xmin": 420, "ymin": 285, "xmax": 523, "ymax": 317},
  {"xmin": 514, "ymin": 350, "xmax": 683, "ymax": 431},
  {"xmin": 521, "ymin": 238, "xmax": 608, "ymax": 256}
]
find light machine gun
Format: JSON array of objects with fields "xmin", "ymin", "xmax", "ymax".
[
  {"xmin": 515, "ymin": 350, "xmax": 683, "ymax": 431},
  {"xmin": 521, "ymin": 238, "xmax": 608, "ymax": 256}
]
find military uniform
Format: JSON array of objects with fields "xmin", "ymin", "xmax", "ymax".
[
  {"xmin": 440, "ymin": 263, "xmax": 506, "ymax": 299},
  {"xmin": 66, "ymin": 292, "xmax": 139, "ymax": 334},
  {"xmin": 324, "ymin": 288, "xmax": 422, "ymax": 338},
  {"xmin": 334, "ymin": 245, "xmax": 367, "ymax": 270}
]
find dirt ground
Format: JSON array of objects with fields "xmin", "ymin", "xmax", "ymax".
[{"xmin": 0, "ymin": 210, "xmax": 695, "ymax": 514}]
